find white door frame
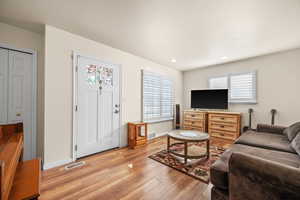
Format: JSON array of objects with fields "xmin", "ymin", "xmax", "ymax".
[
  {"xmin": 72, "ymin": 51, "xmax": 122, "ymax": 161},
  {"xmin": 0, "ymin": 42, "xmax": 37, "ymax": 159}
]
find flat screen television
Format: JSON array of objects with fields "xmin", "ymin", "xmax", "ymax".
[{"xmin": 191, "ymin": 89, "xmax": 228, "ymax": 109}]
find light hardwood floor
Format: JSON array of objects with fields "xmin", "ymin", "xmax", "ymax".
[{"xmin": 40, "ymin": 137, "xmax": 212, "ymax": 200}]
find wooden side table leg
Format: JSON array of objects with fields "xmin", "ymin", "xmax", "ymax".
[
  {"xmin": 184, "ymin": 142, "xmax": 188, "ymax": 164},
  {"xmin": 207, "ymin": 140, "xmax": 210, "ymax": 159}
]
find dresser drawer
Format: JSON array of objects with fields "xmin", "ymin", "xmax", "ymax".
[
  {"xmin": 209, "ymin": 122, "xmax": 238, "ymax": 132},
  {"xmin": 209, "ymin": 114, "xmax": 239, "ymax": 124},
  {"xmin": 184, "ymin": 112, "xmax": 205, "ymax": 120},
  {"xmin": 210, "ymin": 130, "xmax": 236, "ymax": 140},
  {"xmin": 183, "ymin": 126, "xmax": 204, "ymax": 132},
  {"xmin": 183, "ymin": 120, "xmax": 204, "ymax": 128}
]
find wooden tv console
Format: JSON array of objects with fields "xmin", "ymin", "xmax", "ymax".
[{"xmin": 183, "ymin": 110, "xmax": 242, "ymax": 144}]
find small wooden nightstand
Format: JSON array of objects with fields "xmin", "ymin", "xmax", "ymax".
[{"xmin": 128, "ymin": 122, "xmax": 148, "ymax": 149}]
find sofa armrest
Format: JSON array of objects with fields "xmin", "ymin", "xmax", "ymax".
[
  {"xmin": 229, "ymin": 152, "xmax": 300, "ymax": 200},
  {"xmin": 256, "ymin": 123, "xmax": 286, "ymax": 134}
]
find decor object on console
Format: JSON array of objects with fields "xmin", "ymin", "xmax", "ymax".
[
  {"xmin": 210, "ymin": 123, "xmax": 300, "ymax": 200},
  {"xmin": 128, "ymin": 122, "xmax": 148, "ymax": 149}
]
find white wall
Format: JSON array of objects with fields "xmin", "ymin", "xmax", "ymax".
[
  {"xmin": 44, "ymin": 25, "xmax": 183, "ymax": 167},
  {"xmin": 183, "ymin": 48, "xmax": 300, "ymax": 128},
  {"xmin": 0, "ymin": 22, "xmax": 44, "ymax": 158}
]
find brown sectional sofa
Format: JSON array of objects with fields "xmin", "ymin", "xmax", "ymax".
[{"xmin": 210, "ymin": 124, "xmax": 300, "ymax": 200}]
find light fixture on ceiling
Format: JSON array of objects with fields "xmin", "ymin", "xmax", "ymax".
[
  {"xmin": 171, "ymin": 59, "xmax": 177, "ymax": 63},
  {"xmin": 221, "ymin": 56, "xmax": 228, "ymax": 60}
]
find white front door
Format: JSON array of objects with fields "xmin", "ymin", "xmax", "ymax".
[
  {"xmin": 0, "ymin": 48, "xmax": 35, "ymax": 160},
  {"xmin": 76, "ymin": 55, "xmax": 120, "ymax": 158}
]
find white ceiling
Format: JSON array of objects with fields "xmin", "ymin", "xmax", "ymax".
[{"xmin": 1, "ymin": 0, "xmax": 300, "ymax": 71}]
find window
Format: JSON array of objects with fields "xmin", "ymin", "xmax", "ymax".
[
  {"xmin": 209, "ymin": 72, "xmax": 257, "ymax": 103},
  {"xmin": 208, "ymin": 76, "xmax": 228, "ymax": 89},
  {"xmin": 142, "ymin": 70, "xmax": 174, "ymax": 122}
]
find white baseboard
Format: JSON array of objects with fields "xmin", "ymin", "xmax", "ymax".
[{"xmin": 43, "ymin": 158, "xmax": 73, "ymax": 170}]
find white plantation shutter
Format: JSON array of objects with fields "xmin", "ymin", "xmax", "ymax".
[
  {"xmin": 209, "ymin": 72, "xmax": 257, "ymax": 103},
  {"xmin": 230, "ymin": 72, "xmax": 256, "ymax": 103},
  {"xmin": 142, "ymin": 71, "xmax": 174, "ymax": 122},
  {"xmin": 161, "ymin": 78, "xmax": 173, "ymax": 118}
]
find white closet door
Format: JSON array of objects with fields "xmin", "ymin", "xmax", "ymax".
[
  {"xmin": 0, "ymin": 49, "xmax": 8, "ymax": 124},
  {"xmin": 8, "ymin": 51, "xmax": 34, "ymax": 160}
]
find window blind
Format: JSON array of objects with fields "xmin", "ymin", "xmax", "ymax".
[
  {"xmin": 230, "ymin": 72, "xmax": 256, "ymax": 103},
  {"xmin": 142, "ymin": 70, "xmax": 174, "ymax": 122},
  {"xmin": 209, "ymin": 72, "xmax": 257, "ymax": 103}
]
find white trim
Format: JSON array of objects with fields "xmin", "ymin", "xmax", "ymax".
[
  {"xmin": 0, "ymin": 43, "xmax": 37, "ymax": 160},
  {"xmin": 118, "ymin": 64, "xmax": 123, "ymax": 148},
  {"xmin": 32, "ymin": 51, "xmax": 38, "ymax": 159},
  {"xmin": 0, "ymin": 42, "xmax": 36, "ymax": 54},
  {"xmin": 72, "ymin": 52, "xmax": 123, "ymax": 161},
  {"xmin": 72, "ymin": 51, "xmax": 78, "ymax": 162},
  {"xmin": 144, "ymin": 118, "xmax": 173, "ymax": 124},
  {"xmin": 43, "ymin": 158, "xmax": 73, "ymax": 170}
]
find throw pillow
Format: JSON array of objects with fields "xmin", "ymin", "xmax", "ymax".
[
  {"xmin": 291, "ymin": 133, "xmax": 300, "ymax": 156},
  {"xmin": 283, "ymin": 122, "xmax": 300, "ymax": 141}
]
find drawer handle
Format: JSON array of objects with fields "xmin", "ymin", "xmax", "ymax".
[
  {"xmin": 191, "ymin": 115, "xmax": 195, "ymax": 117},
  {"xmin": 220, "ymin": 125, "xmax": 225, "ymax": 128},
  {"xmin": 220, "ymin": 117, "xmax": 225, "ymax": 120},
  {"xmin": 220, "ymin": 133, "xmax": 225, "ymax": 136}
]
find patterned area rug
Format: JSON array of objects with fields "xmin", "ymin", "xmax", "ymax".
[{"xmin": 149, "ymin": 143, "xmax": 226, "ymax": 183}]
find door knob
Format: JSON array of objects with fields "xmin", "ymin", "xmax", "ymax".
[{"xmin": 114, "ymin": 110, "xmax": 119, "ymax": 114}]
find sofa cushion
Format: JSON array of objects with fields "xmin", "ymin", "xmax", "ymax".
[
  {"xmin": 284, "ymin": 122, "xmax": 300, "ymax": 141},
  {"xmin": 235, "ymin": 130, "xmax": 295, "ymax": 153},
  {"xmin": 291, "ymin": 133, "xmax": 300, "ymax": 156},
  {"xmin": 210, "ymin": 144, "xmax": 300, "ymax": 190}
]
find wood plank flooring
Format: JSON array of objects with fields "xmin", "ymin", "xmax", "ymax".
[{"xmin": 40, "ymin": 137, "xmax": 212, "ymax": 200}]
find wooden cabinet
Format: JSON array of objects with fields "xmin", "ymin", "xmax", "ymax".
[
  {"xmin": 183, "ymin": 110, "xmax": 241, "ymax": 144},
  {"xmin": 183, "ymin": 111, "xmax": 207, "ymax": 132},
  {"xmin": 208, "ymin": 112, "xmax": 241, "ymax": 142},
  {"xmin": 128, "ymin": 122, "xmax": 148, "ymax": 149},
  {"xmin": 0, "ymin": 123, "xmax": 41, "ymax": 200}
]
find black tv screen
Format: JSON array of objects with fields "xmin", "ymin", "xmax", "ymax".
[{"xmin": 191, "ymin": 89, "xmax": 228, "ymax": 109}]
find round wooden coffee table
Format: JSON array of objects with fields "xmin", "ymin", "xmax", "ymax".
[{"xmin": 167, "ymin": 130, "xmax": 210, "ymax": 164}]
